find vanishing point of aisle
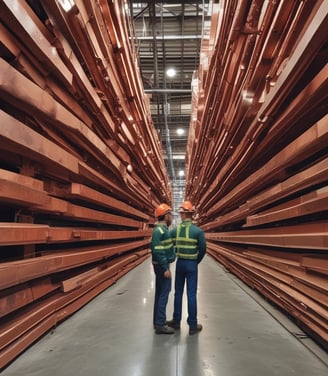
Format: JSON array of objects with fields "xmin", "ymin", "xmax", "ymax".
[{"xmin": 2, "ymin": 256, "xmax": 327, "ymax": 376}]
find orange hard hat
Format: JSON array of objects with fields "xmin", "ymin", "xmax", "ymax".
[
  {"xmin": 179, "ymin": 200, "xmax": 195, "ymax": 212},
  {"xmin": 155, "ymin": 203, "xmax": 172, "ymax": 218}
]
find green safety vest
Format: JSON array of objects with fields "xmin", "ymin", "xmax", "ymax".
[
  {"xmin": 175, "ymin": 222, "xmax": 199, "ymax": 260},
  {"xmin": 151, "ymin": 223, "xmax": 175, "ymax": 268}
]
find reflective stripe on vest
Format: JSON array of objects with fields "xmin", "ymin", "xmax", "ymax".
[
  {"xmin": 154, "ymin": 226, "xmax": 173, "ymax": 251},
  {"xmin": 175, "ymin": 223, "xmax": 198, "ymax": 260}
]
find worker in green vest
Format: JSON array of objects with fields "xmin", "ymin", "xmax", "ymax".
[
  {"xmin": 167, "ymin": 201, "xmax": 206, "ymax": 335},
  {"xmin": 151, "ymin": 203, "xmax": 176, "ymax": 334}
]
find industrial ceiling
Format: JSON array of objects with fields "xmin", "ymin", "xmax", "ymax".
[{"xmin": 129, "ymin": 1, "xmax": 212, "ymax": 210}]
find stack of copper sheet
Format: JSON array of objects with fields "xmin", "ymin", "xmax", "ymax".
[
  {"xmin": 186, "ymin": 0, "xmax": 328, "ymax": 349},
  {"xmin": 0, "ymin": 0, "xmax": 170, "ymax": 368}
]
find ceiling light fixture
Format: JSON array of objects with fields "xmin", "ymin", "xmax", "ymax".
[
  {"xmin": 177, "ymin": 128, "xmax": 184, "ymax": 136},
  {"xmin": 166, "ymin": 68, "xmax": 176, "ymax": 78}
]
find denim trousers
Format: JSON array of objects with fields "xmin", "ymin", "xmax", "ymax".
[
  {"xmin": 153, "ymin": 264, "xmax": 171, "ymax": 326},
  {"xmin": 173, "ymin": 258, "xmax": 198, "ymax": 328}
]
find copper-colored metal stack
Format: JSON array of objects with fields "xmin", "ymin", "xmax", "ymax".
[
  {"xmin": 186, "ymin": 1, "xmax": 328, "ymax": 349},
  {"xmin": 0, "ymin": 0, "xmax": 171, "ymax": 368}
]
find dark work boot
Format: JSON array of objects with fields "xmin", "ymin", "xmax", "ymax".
[
  {"xmin": 166, "ymin": 319, "xmax": 180, "ymax": 329},
  {"xmin": 155, "ymin": 325, "xmax": 174, "ymax": 334},
  {"xmin": 189, "ymin": 324, "xmax": 202, "ymax": 335}
]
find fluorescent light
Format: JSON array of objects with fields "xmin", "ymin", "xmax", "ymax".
[
  {"xmin": 177, "ymin": 128, "xmax": 184, "ymax": 136},
  {"xmin": 178, "ymin": 170, "xmax": 185, "ymax": 177},
  {"xmin": 163, "ymin": 155, "xmax": 185, "ymax": 160}
]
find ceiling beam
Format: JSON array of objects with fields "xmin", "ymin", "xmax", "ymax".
[
  {"xmin": 135, "ymin": 35, "xmax": 203, "ymax": 40},
  {"xmin": 145, "ymin": 88, "xmax": 191, "ymax": 93}
]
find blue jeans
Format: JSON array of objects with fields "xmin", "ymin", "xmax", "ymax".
[
  {"xmin": 173, "ymin": 258, "xmax": 198, "ymax": 328},
  {"xmin": 153, "ymin": 264, "xmax": 171, "ymax": 326}
]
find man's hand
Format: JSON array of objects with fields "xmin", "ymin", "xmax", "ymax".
[{"xmin": 164, "ymin": 269, "xmax": 171, "ymax": 279}]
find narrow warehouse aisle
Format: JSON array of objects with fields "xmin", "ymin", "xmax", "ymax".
[
  {"xmin": 1, "ymin": 256, "xmax": 327, "ymax": 376},
  {"xmin": 1, "ymin": 2, "xmax": 327, "ymax": 370}
]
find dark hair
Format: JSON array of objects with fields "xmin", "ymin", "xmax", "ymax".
[
  {"xmin": 157, "ymin": 214, "xmax": 165, "ymax": 221},
  {"xmin": 182, "ymin": 212, "xmax": 193, "ymax": 219}
]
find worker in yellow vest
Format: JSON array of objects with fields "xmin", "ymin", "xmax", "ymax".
[{"xmin": 167, "ymin": 201, "xmax": 206, "ymax": 335}]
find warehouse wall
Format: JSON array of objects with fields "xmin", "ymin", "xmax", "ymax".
[{"xmin": 186, "ymin": 1, "xmax": 328, "ymax": 350}]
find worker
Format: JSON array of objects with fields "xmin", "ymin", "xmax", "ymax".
[
  {"xmin": 167, "ymin": 200, "xmax": 206, "ymax": 335},
  {"xmin": 151, "ymin": 203, "xmax": 176, "ymax": 334}
]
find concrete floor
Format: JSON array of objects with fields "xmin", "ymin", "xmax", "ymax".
[{"xmin": 2, "ymin": 256, "xmax": 327, "ymax": 376}]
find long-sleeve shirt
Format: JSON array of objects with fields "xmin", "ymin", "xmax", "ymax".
[
  {"xmin": 170, "ymin": 219, "xmax": 206, "ymax": 263},
  {"xmin": 150, "ymin": 222, "xmax": 175, "ymax": 270}
]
